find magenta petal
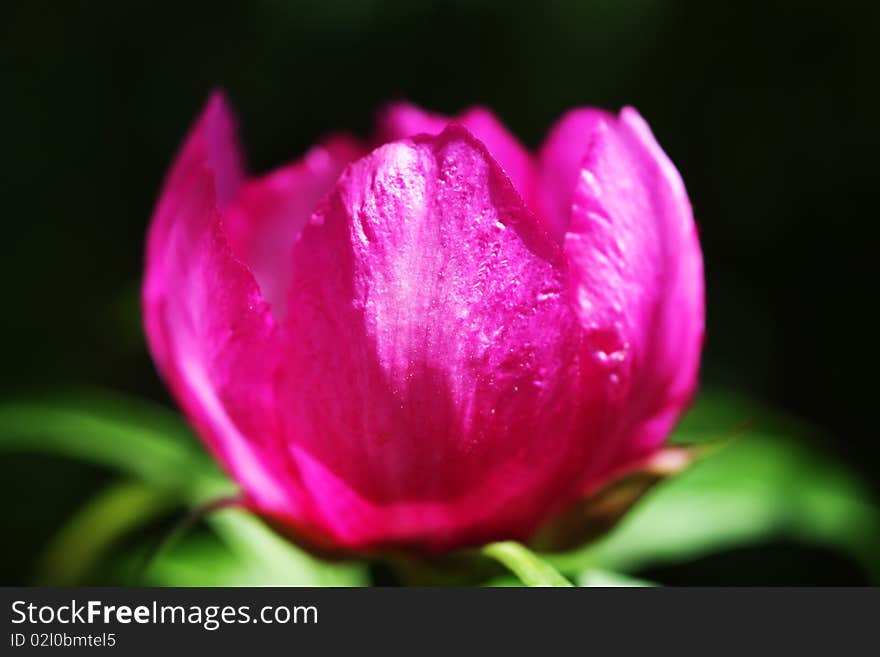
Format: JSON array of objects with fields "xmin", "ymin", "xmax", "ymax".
[
  {"xmin": 277, "ymin": 127, "xmax": 589, "ymax": 550},
  {"xmin": 376, "ymin": 102, "xmax": 535, "ymax": 209},
  {"xmin": 223, "ymin": 135, "xmax": 364, "ymax": 318},
  {"xmin": 142, "ymin": 94, "xmax": 310, "ymax": 524},
  {"xmin": 144, "ymin": 95, "xmax": 705, "ymax": 555},
  {"xmin": 143, "ymin": 92, "xmax": 246, "ymax": 378},
  {"xmin": 374, "ymin": 102, "xmax": 450, "ymax": 140},
  {"xmin": 562, "ymin": 107, "xmax": 705, "ymax": 482},
  {"xmin": 537, "ymin": 108, "xmax": 612, "ymax": 242}
]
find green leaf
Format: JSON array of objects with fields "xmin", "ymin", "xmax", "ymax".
[
  {"xmin": 547, "ymin": 390, "xmax": 880, "ymax": 583},
  {"xmin": 577, "ymin": 569, "xmax": 656, "ymax": 587},
  {"xmin": 0, "ymin": 390, "xmax": 366, "ymax": 586},
  {"xmin": 133, "ymin": 536, "xmax": 271, "ymax": 587},
  {"xmin": 669, "ymin": 388, "xmax": 838, "ymax": 450},
  {"xmin": 34, "ymin": 481, "xmax": 176, "ymax": 585},
  {"xmin": 0, "ymin": 390, "xmax": 220, "ymax": 497},
  {"xmin": 133, "ymin": 507, "xmax": 368, "ymax": 586},
  {"xmin": 483, "ymin": 541, "xmax": 573, "ymax": 587},
  {"xmin": 206, "ymin": 508, "xmax": 368, "ymax": 586}
]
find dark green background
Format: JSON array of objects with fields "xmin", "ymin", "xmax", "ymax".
[{"xmin": 1, "ymin": 0, "xmax": 877, "ymax": 584}]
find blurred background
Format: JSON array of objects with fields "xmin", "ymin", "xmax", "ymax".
[{"xmin": 1, "ymin": 0, "xmax": 878, "ymax": 585}]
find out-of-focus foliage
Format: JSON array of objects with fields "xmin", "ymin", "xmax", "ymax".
[
  {"xmin": 546, "ymin": 391, "xmax": 880, "ymax": 584},
  {"xmin": 0, "ymin": 392, "xmax": 367, "ymax": 586},
  {"xmin": 0, "ymin": 388, "xmax": 877, "ymax": 586},
  {"xmin": 35, "ymin": 481, "xmax": 173, "ymax": 585}
]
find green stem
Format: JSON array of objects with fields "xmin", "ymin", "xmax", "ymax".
[{"xmin": 482, "ymin": 541, "xmax": 573, "ymax": 587}]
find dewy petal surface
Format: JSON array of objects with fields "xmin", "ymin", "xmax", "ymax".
[
  {"xmin": 144, "ymin": 94, "xmax": 705, "ymax": 555},
  {"xmin": 277, "ymin": 126, "xmax": 590, "ymax": 550},
  {"xmin": 142, "ymin": 94, "xmax": 309, "ymax": 526},
  {"xmin": 376, "ymin": 102, "xmax": 535, "ymax": 210},
  {"xmin": 558, "ymin": 107, "xmax": 705, "ymax": 485}
]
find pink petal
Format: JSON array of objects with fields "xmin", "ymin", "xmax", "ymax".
[
  {"xmin": 536, "ymin": 108, "xmax": 611, "ymax": 242},
  {"xmin": 143, "ymin": 91, "xmax": 246, "ymax": 378},
  {"xmin": 223, "ymin": 136, "xmax": 364, "ymax": 319},
  {"xmin": 376, "ymin": 102, "xmax": 536, "ymax": 211},
  {"xmin": 142, "ymin": 93, "xmax": 314, "ymax": 531},
  {"xmin": 374, "ymin": 102, "xmax": 450, "ymax": 140},
  {"xmin": 277, "ymin": 126, "xmax": 590, "ymax": 550},
  {"xmin": 145, "ymin": 95, "xmax": 705, "ymax": 554},
  {"xmin": 560, "ymin": 107, "xmax": 705, "ymax": 485}
]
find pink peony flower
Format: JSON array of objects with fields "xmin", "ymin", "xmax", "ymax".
[{"xmin": 143, "ymin": 92, "xmax": 704, "ymax": 553}]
